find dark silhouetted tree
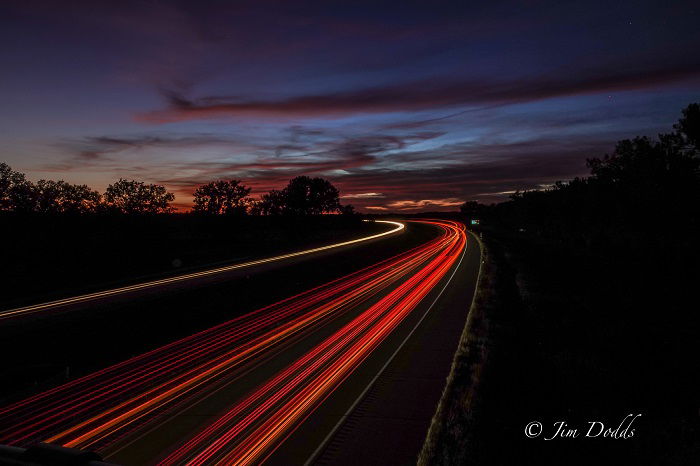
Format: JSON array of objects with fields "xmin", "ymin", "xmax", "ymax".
[
  {"xmin": 491, "ymin": 102, "xmax": 700, "ymax": 244},
  {"xmin": 104, "ymin": 178, "xmax": 175, "ymax": 214},
  {"xmin": 34, "ymin": 179, "xmax": 101, "ymax": 214},
  {"xmin": 251, "ymin": 178, "xmax": 341, "ymax": 216},
  {"xmin": 192, "ymin": 180, "xmax": 252, "ymax": 215},
  {"xmin": 583, "ymin": 104, "xmax": 700, "ymax": 227},
  {"xmin": 252, "ymin": 189, "xmax": 286, "ymax": 216},
  {"xmin": 280, "ymin": 176, "xmax": 341, "ymax": 215},
  {"xmin": 0, "ymin": 162, "xmax": 36, "ymax": 212},
  {"xmin": 460, "ymin": 200, "xmax": 485, "ymax": 223},
  {"xmin": 0, "ymin": 163, "xmax": 18, "ymax": 210},
  {"xmin": 340, "ymin": 204, "xmax": 356, "ymax": 216},
  {"xmin": 674, "ymin": 102, "xmax": 700, "ymax": 149}
]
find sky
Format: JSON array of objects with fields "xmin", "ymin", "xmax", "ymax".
[{"xmin": 1, "ymin": 0, "xmax": 699, "ymax": 212}]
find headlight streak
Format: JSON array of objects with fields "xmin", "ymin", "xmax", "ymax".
[
  {"xmin": 0, "ymin": 220, "xmax": 404, "ymax": 320},
  {"xmin": 0, "ymin": 220, "xmax": 466, "ymax": 466}
]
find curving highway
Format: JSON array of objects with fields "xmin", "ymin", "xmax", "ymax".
[{"xmin": 0, "ymin": 219, "xmax": 479, "ymax": 465}]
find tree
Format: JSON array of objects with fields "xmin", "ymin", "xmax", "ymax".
[
  {"xmin": 253, "ymin": 189, "xmax": 286, "ymax": 216},
  {"xmin": 0, "ymin": 162, "xmax": 36, "ymax": 212},
  {"xmin": 460, "ymin": 200, "xmax": 482, "ymax": 221},
  {"xmin": 103, "ymin": 179, "xmax": 175, "ymax": 214},
  {"xmin": 192, "ymin": 180, "xmax": 252, "ymax": 215},
  {"xmin": 493, "ymin": 102, "xmax": 700, "ymax": 242},
  {"xmin": 279, "ymin": 176, "xmax": 341, "ymax": 215},
  {"xmin": 340, "ymin": 204, "xmax": 356, "ymax": 216},
  {"xmin": 34, "ymin": 179, "xmax": 101, "ymax": 214},
  {"xmin": 674, "ymin": 102, "xmax": 700, "ymax": 149},
  {"xmin": 586, "ymin": 103, "xmax": 699, "ymax": 188},
  {"xmin": 251, "ymin": 177, "xmax": 342, "ymax": 216}
]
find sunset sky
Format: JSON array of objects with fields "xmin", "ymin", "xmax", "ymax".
[{"xmin": 2, "ymin": 0, "xmax": 699, "ymax": 211}]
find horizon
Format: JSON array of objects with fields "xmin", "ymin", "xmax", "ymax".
[{"xmin": 2, "ymin": 1, "xmax": 699, "ymax": 212}]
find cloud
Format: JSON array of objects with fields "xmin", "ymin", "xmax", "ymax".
[
  {"xmin": 386, "ymin": 198, "xmax": 464, "ymax": 210},
  {"xmin": 138, "ymin": 62, "xmax": 700, "ymax": 122},
  {"xmin": 340, "ymin": 192, "xmax": 385, "ymax": 199},
  {"xmin": 323, "ymin": 136, "xmax": 610, "ymax": 211},
  {"xmin": 39, "ymin": 122, "xmax": 617, "ymax": 212},
  {"xmin": 45, "ymin": 134, "xmax": 263, "ymax": 172},
  {"xmin": 45, "ymin": 129, "xmax": 442, "ymax": 183},
  {"xmin": 477, "ymin": 190, "xmax": 518, "ymax": 197}
]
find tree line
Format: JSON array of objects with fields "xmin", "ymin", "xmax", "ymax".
[
  {"xmin": 0, "ymin": 166, "xmax": 352, "ymax": 216},
  {"xmin": 461, "ymin": 103, "xmax": 700, "ymax": 250},
  {"xmin": 192, "ymin": 176, "xmax": 353, "ymax": 216}
]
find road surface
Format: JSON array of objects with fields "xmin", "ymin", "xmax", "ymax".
[
  {"xmin": 0, "ymin": 220, "xmax": 404, "ymax": 321},
  {"xmin": 0, "ymin": 219, "xmax": 481, "ymax": 465},
  {"xmin": 0, "ymin": 219, "xmax": 420, "ymax": 400}
]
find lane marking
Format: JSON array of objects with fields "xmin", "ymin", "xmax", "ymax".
[
  {"xmin": 0, "ymin": 220, "xmax": 404, "ymax": 320},
  {"xmin": 304, "ymin": 225, "xmax": 470, "ymax": 466}
]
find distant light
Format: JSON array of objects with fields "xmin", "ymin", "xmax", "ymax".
[{"xmin": 470, "ymin": 219, "xmax": 480, "ymax": 225}]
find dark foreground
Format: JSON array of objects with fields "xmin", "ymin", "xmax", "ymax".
[
  {"xmin": 422, "ymin": 225, "xmax": 699, "ymax": 465},
  {"xmin": 0, "ymin": 214, "xmax": 375, "ymax": 309}
]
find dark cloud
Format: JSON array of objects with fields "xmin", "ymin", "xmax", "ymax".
[
  {"xmin": 139, "ymin": 62, "xmax": 700, "ymax": 122},
  {"xmin": 51, "ymin": 130, "xmax": 445, "ymax": 173}
]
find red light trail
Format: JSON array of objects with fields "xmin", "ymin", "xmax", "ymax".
[{"xmin": 0, "ymin": 220, "xmax": 466, "ymax": 465}]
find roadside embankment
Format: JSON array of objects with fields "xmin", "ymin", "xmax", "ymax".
[
  {"xmin": 420, "ymin": 227, "xmax": 698, "ymax": 465},
  {"xmin": 419, "ymin": 233, "xmax": 523, "ymax": 465}
]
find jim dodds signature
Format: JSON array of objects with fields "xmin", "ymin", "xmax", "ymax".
[{"xmin": 524, "ymin": 414, "xmax": 642, "ymax": 440}]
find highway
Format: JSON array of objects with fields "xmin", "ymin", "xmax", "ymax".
[
  {"xmin": 0, "ymin": 220, "xmax": 404, "ymax": 321},
  {"xmin": 0, "ymin": 219, "xmax": 480, "ymax": 465}
]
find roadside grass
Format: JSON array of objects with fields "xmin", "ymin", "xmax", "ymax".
[
  {"xmin": 418, "ymin": 233, "xmax": 523, "ymax": 465},
  {"xmin": 420, "ymin": 226, "xmax": 699, "ymax": 465}
]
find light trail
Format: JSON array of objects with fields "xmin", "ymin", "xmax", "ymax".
[
  {"xmin": 159, "ymin": 220, "xmax": 466, "ymax": 465},
  {"xmin": 0, "ymin": 220, "xmax": 466, "ymax": 466},
  {"xmin": 0, "ymin": 220, "xmax": 404, "ymax": 320}
]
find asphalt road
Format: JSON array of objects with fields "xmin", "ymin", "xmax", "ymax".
[
  {"xmin": 0, "ymin": 220, "xmax": 481, "ymax": 465},
  {"xmin": 0, "ymin": 221, "xmax": 404, "ymax": 321},
  {"xmin": 0, "ymin": 220, "xmax": 431, "ymax": 403},
  {"xmin": 101, "ymin": 222, "xmax": 479, "ymax": 465},
  {"xmin": 272, "ymin": 229, "xmax": 481, "ymax": 466}
]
